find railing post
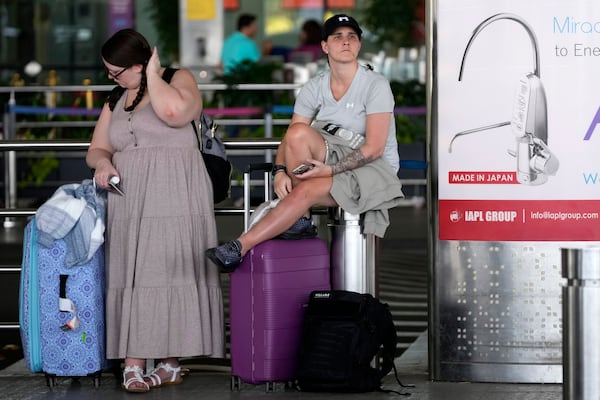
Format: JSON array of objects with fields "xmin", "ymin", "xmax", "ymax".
[
  {"xmin": 264, "ymin": 106, "xmax": 274, "ymax": 165},
  {"xmin": 3, "ymin": 91, "xmax": 17, "ymax": 228}
]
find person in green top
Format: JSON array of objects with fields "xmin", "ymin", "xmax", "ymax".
[{"xmin": 220, "ymin": 14, "xmax": 261, "ymax": 74}]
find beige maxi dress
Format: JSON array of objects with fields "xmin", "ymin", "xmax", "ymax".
[{"xmin": 104, "ymin": 93, "xmax": 224, "ymax": 360}]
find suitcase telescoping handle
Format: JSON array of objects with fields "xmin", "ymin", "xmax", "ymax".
[{"xmin": 243, "ymin": 163, "xmax": 274, "ymax": 232}]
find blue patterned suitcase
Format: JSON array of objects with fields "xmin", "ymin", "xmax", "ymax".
[{"xmin": 19, "ymin": 218, "xmax": 109, "ymax": 387}]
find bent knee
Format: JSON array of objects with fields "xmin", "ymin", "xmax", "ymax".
[{"xmin": 286, "ymin": 122, "xmax": 319, "ymax": 144}]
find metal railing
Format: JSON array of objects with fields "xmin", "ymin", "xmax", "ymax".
[
  {"xmin": 0, "ymin": 83, "xmax": 427, "ymax": 334},
  {"xmin": 0, "ymin": 83, "xmax": 304, "ymax": 209},
  {"xmin": 0, "ymin": 138, "xmax": 282, "ymax": 219},
  {"xmin": 1, "ymin": 83, "xmax": 426, "ymax": 213},
  {"xmin": 0, "ymin": 138, "xmax": 427, "ymax": 219}
]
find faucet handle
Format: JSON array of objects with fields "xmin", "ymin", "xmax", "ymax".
[{"xmin": 530, "ymin": 137, "xmax": 559, "ymax": 176}]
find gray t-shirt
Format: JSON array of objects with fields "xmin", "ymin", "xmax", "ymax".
[{"xmin": 294, "ymin": 64, "xmax": 400, "ymax": 172}]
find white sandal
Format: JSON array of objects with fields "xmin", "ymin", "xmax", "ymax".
[
  {"xmin": 122, "ymin": 365, "xmax": 150, "ymax": 393},
  {"xmin": 145, "ymin": 362, "xmax": 183, "ymax": 388}
]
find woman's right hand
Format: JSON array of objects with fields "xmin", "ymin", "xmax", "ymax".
[
  {"xmin": 273, "ymin": 172, "xmax": 292, "ymax": 199},
  {"xmin": 93, "ymin": 159, "xmax": 119, "ymax": 189}
]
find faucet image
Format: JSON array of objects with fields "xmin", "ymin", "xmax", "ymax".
[{"xmin": 449, "ymin": 13, "xmax": 559, "ymax": 185}]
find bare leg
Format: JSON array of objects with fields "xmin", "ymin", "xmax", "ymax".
[
  {"xmin": 162, "ymin": 357, "xmax": 179, "ymax": 366},
  {"xmin": 238, "ymin": 177, "xmax": 337, "ymax": 256},
  {"xmin": 205, "ymin": 123, "xmax": 333, "ymax": 271},
  {"xmin": 282, "ymin": 122, "xmax": 328, "ymax": 188}
]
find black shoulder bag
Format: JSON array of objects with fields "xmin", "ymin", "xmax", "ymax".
[{"xmin": 161, "ymin": 67, "xmax": 232, "ymax": 203}]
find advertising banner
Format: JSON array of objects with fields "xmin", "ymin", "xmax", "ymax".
[
  {"xmin": 108, "ymin": 0, "xmax": 133, "ymax": 36},
  {"xmin": 437, "ymin": 1, "xmax": 600, "ymax": 241}
]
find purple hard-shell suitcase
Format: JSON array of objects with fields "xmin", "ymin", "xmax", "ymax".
[{"xmin": 229, "ymin": 163, "xmax": 331, "ymax": 391}]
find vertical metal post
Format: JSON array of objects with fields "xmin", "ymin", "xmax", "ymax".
[
  {"xmin": 3, "ymin": 92, "xmax": 17, "ymax": 228},
  {"xmin": 328, "ymin": 208, "xmax": 379, "ymax": 296},
  {"xmin": 243, "ymin": 165, "xmax": 272, "ymax": 233},
  {"xmin": 243, "ymin": 170, "xmax": 250, "ymax": 232},
  {"xmin": 562, "ymin": 248, "xmax": 600, "ymax": 400},
  {"xmin": 264, "ymin": 109, "xmax": 273, "ymax": 164},
  {"xmin": 263, "ymin": 109, "xmax": 274, "ymax": 201}
]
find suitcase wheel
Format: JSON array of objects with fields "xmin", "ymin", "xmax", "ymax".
[
  {"xmin": 88, "ymin": 371, "xmax": 102, "ymax": 388},
  {"xmin": 265, "ymin": 381, "xmax": 275, "ymax": 392},
  {"xmin": 45, "ymin": 373, "xmax": 57, "ymax": 389},
  {"xmin": 230, "ymin": 375, "xmax": 241, "ymax": 391}
]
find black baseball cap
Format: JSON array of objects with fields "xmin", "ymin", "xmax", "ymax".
[{"xmin": 322, "ymin": 14, "xmax": 363, "ymax": 40}]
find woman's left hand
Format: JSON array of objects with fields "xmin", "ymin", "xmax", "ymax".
[{"xmin": 293, "ymin": 159, "xmax": 332, "ymax": 180}]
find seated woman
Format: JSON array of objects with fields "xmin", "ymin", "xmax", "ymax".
[
  {"xmin": 287, "ymin": 19, "xmax": 325, "ymax": 63},
  {"xmin": 206, "ymin": 14, "xmax": 404, "ymax": 272}
]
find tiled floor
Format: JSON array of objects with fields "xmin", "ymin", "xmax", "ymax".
[
  {"xmin": 0, "ymin": 206, "xmax": 564, "ymax": 399},
  {"xmin": 0, "ymin": 331, "xmax": 563, "ymax": 400}
]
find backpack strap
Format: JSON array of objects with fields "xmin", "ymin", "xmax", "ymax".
[
  {"xmin": 375, "ymin": 298, "xmax": 415, "ymax": 395},
  {"xmin": 161, "ymin": 67, "xmax": 178, "ymax": 83},
  {"xmin": 378, "ymin": 300, "xmax": 397, "ymax": 378}
]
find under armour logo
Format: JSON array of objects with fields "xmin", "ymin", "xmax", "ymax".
[{"xmin": 338, "ymin": 16, "xmax": 350, "ymax": 22}]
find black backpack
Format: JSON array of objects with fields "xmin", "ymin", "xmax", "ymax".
[{"xmin": 295, "ymin": 290, "xmax": 413, "ymax": 394}]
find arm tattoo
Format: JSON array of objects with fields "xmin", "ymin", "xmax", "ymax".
[{"xmin": 331, "ymin": 149, "xmax": 372, "ymax": 175}]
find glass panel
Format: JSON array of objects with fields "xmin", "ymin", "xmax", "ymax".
[{"xmin": 30, "ymin": 0, "xmax": 108, "ymax": 84}]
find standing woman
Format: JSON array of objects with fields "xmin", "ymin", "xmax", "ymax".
[
  {"xmin": 207, "ymin": 15, "xmax": 404, "ymax": 271},
  {"xmin": 87, "ymin": 29, "xmax": 224, "ymax": 393}
]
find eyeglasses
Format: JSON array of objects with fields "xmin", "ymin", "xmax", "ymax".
[{"xmin": 107, "ymin": 67, "xmax": 128, "ymax": 79}]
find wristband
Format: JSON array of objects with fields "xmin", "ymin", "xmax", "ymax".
[{"xmin": 272, "ymin": 164, "xmax": 287, "ymax": 176}]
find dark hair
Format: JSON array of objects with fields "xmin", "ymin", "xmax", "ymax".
[
  {"xmin": 301, "ymin": 20, "xmax": 322, "ymax": 45},
  {"xmin": 101, "ymin": 28, "xmax": 151, "ymax": 69},
  {"xmin": 237, "ymin": 14, "xmax": 257, "ymax": 31},
  {"xmin": 101, "ymin": 29, "xmax": 152, "ymax": 112}
]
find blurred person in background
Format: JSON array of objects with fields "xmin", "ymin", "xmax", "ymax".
[
  {"xmin": 288, "ymin": 19, "xmax": 324, "ymax": 63},
  {"xmin": 220, "ymin": 14, "xmax": 261, "ymax": 74}
]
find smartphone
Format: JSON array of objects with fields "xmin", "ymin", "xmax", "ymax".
[
  {"xmin": 108, "ymin": 175, "xmax": 125, "ymax": 196},
  {"xmin": 292, "ymin": 163, "xmax": 315, "ymax": 175}
]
